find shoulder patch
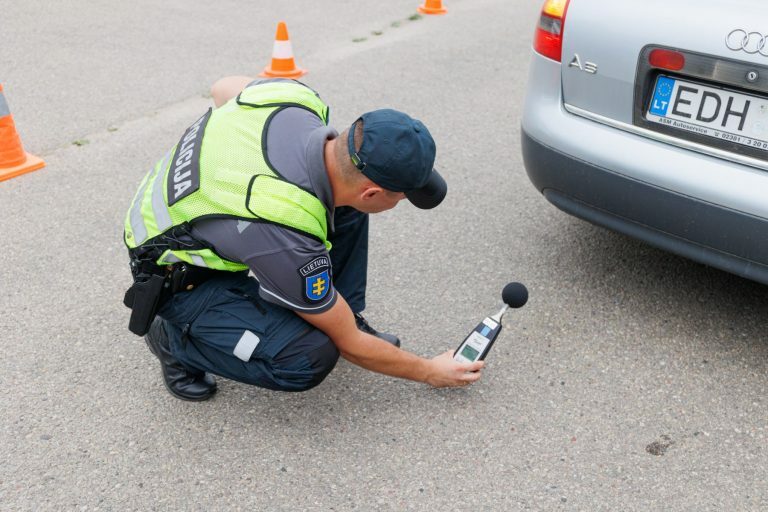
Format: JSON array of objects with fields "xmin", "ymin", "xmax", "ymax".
[{"xmin": 298, "ymin": 256, "xmax": 331, "ymax": 302}]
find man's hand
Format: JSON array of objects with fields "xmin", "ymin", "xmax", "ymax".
[{"xmin": 424, "ymin": 350, "xmax": 485, "ymax": 388}]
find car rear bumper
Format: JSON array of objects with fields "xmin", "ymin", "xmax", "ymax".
[
  {"xmin": 522, "ymin": 130, "xmax": 768, "ymax": 284},
  {"xmin": 521, "ymin": 51, "xmax": 768, "ymax": 284}
]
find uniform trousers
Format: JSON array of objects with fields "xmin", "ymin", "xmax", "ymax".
[{"xmin": 157, "ymin": 207, "xmax": 368, "ymax": 391}]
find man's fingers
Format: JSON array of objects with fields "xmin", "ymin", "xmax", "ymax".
[
  {"xmin": 469, "ymin": 360, "xmax": 485, "ymax": 371},
  {"xmin": 430, "ymin": 350, "xmax": 485, "ymax": 387},
  {"xmin": 459, "ymin": 360, "xmax": 484, "ymax": 373},
  {"xmin": 462, "ymin": 371, "xmax": 482, "ymax": 383}
]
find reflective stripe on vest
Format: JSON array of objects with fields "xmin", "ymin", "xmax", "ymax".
[
  {"xmin": 151, "ymin": 151, "xmax": 174, "ymax": 232},
  {"xmin": 124, "ymin": 81, "xmax": 331, "ymax": 271},
  {"xmin": 126, "ymin": 150, "xmax": 173, "ymax": 247}
]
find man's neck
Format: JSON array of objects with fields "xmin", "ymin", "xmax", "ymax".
[{"xmin": 324, "ymin": 138, "xmax": 349, "ymax": 208}]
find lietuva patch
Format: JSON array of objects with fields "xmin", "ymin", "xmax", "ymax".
[
  {"xmin": 167, "ymin": 108, "xmax": 212, "ymax": 206},
  {"xmin": 298, "ymin": 256, "xmax": 331, "ymax": 302}
]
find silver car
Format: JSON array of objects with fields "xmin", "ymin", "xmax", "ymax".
[{"xmin": 521, "ymin": 0, "xmax": 768, "ymax": 284}]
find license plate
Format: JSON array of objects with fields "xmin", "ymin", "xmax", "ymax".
[{"xmin": 645, "ymin": 75, "xmax": 768, "ymax": 152}]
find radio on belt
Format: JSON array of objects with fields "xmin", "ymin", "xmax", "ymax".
[{"xmin": 454, "ymin": 282, "xmax": 528, "ymax": 363}]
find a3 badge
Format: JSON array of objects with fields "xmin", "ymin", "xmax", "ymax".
[{"xmin": 298, "ymin": 256, "xmax": 332, "ymax": 302}]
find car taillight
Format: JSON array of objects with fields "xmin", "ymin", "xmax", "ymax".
[
  {"xmin": 648, "ymin": 49, "xmax": 686, "ymax": 71},
  {"xmin": 533, "ymin": 0, "xmax": 571, "ymax": 62}
]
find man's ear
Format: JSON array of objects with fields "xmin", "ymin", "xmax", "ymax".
[{"xmin": 360, "ymin": 185, "xmax": 383, "ymax": 202}]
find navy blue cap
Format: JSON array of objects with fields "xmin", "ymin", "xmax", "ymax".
[{"xmin": 348, "ymin": 109, "xmax": 447, "ymax": 209}]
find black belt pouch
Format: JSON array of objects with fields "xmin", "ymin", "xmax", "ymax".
[{"xmin": 124, "ymin": 274, "xmax": 166, "ymax": 336}]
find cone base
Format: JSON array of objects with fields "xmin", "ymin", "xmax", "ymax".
[
  {"xmin": 0, "ymin": 152, "xmax": 45, "ymax": 182},
  {"xmin": 259, "ymin": 67, "xmax": 308, "ymax": 79},
  {"xmin": 417, "ymin": 5, "xmax": 447, "ymax": 14}
]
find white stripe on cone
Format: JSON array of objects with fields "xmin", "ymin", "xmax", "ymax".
[{"xmin": 272, "ymin": 40, "xmax": 294, "ymax": 59}]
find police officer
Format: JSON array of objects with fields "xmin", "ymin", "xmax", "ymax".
[{"xmin": 123, "ymin": 76, "xmax": 484, "ymax": 401}]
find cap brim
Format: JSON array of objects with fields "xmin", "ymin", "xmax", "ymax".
[{"xmin": 405, "ymin": 169, "xmax": 447, "ymax": 210}]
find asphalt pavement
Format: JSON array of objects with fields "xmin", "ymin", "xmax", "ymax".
[{"xmin": 1, "ymin": 0, "xmax": 767, "ymax": 510}]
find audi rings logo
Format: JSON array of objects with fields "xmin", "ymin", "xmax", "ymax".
[{"xmin": 726, "ymin": 29, "xmax": 768, "ymax": 57}]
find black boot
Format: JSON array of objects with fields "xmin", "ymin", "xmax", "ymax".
[
  {"xmin": 144, "ymin": 317, "xmax": 217, "ymax": 401},
  {"xmin": 354, "ymin": 313, "xmax": 401, "ymax": 347}
]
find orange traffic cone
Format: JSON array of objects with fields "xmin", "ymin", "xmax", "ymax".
[
  {"xmin": 259, "ymin": 22, "xmax": 307, "ymax": 79},
  {"xmin": 417, "ymin": 0, "xmax": 447, "ymax": 15},
  {"xmin": 0, "ymin": 84, "xmax": 45, "ymax": 182}
]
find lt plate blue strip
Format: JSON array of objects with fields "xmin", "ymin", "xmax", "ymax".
[{"xmin": 650, "ymin": 76, "xmax": 676, "ymax": 116}]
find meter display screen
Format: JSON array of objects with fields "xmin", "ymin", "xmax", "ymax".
[{"xmin": 460, "ymin": 344, "xmax": 480, "ymax": 361}]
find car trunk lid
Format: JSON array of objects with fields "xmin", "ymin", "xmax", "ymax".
[{"xmin": 560, "ymin": 0, "xmax": 768, "ymax": 127}]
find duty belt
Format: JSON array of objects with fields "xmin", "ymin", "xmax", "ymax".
[{"xmin": 124, "ymin": 258, "xmax": 242, "ymax": 336}]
